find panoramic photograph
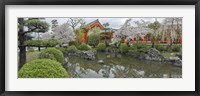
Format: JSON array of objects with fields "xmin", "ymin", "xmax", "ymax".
[{"xmin": 18, "ymin": 17, "xmax": 182, "ymax": 78}]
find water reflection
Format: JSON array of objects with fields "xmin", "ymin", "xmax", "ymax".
[{"xmin": 65, "ymin": 52, "xmax": 182, "ymax": 78}]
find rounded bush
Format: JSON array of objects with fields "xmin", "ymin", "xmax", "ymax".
[
  {"xmin": 171, "ymin": 45, "xmax": 182, "ymax": 52},
  {"xmin": 136, "ymin": 42, "xmax": 147, "ymax": 49},
  {"xmin": 39, "ymin": 48, "xmax": 64, "ymax": 64},
  {"xmin": 120, "ymin": 43, "xmax": 129, "ymax": 54},
  {"xmin": 97, "ymin": 43, "xmax": 106, "ymax": 52},
  {"xmin": 130, "ymin": 44, "xmax": 137, "ymax": 50},
  {"xmin": 155, "ymin": 45, "xmax": 167, "ymax": 52},
  {"xmin": 78, "ymin": 43, "xmax": 90, "ymax": 51},
  {"xmin": 18, "ymin": 59, "xmax": 69, "ymax": 78},
  {"xmin": 66, "ymin": 45, "xmax": 79, "ymax": 53},
  {"xmin": 57, "ymin": 47, "xmax": 67, "ymax": 53},
  {"xmin": 87, "ymin": 34, "xmax": 99, "ymax": 47}
]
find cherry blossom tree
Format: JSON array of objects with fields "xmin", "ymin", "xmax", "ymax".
[
  {"xmin": 162, "ymin": 17, "xmax": 182, "ymax": 45},
  {"xmin": 52, "ymin": 23, "xmax": 75, "ymax": 46},
  {"xmin": 112, "ymin": 19, "xmax": 151, "ymax": 44},
  {"xmin": 41, "ymin": 32, "xmax": 52, "ymax": 41}
]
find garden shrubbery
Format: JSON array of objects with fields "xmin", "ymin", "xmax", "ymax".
[
  {"xmin": 57, "ymin": 47, "xmax": 67, "ymax": 53},
  {"xmin": 171, "ymin": 45, "xmax": 182, "ymax": 52},
  {"xmin": 120, "ymin": 43, "xmax": 129, "ymax": 54},
  {"xmin": 18, "ymin": 59, "xmax": 69, "ymax": 78},
  {"xmin": 135, "ymin": 43, "xmax": 148, "ymax": 53},
  {"xmin": 66, "ymin": 45, "xmax": 79, "ymax": 53},
  {"xmin": 155, "ymin": 45, "xmax": 167, "ymax": 52},
  {"xmin": 78, "ymin": 43, "xmax": 90, "ymax": 51},
  {"xmin": 39, "ymin": 48, "xmax": 64, "ymax": 64},
  {"xmin": 87, "ymin": 34, "xmax": 99, "ymax": 47},
  {"xmin": 97, "ymin": 43, "xmax": 106, "ymax": 52},
  {"xmin": 25, "ymin": 40, "xmax": 60, "ymax": 47}
]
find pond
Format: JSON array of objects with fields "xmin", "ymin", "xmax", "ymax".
[{"xmin": 65, "ymin": 52, "xmax": 182, "ymax": 78}]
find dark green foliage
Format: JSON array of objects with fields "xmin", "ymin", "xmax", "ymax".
[
  {"xmin": 25, "ymin": 40, "xmax": 60, "ymax": 46},
  {"xmin": 130, "ymin": 44, "xmax": 137, "ymax": 50},
  {"xmin": 155, "ymin": 45, "xmax": 167, "ymax": 52},
  {"xmin": 66, "ymin": 45, "xmax": 79, "ymax": 53},
  {"xmin": 39, "ymin": 48, "xmax": 64, "ymax": 64},
  {"xmin": 18, "ymin": 59, "xmax": 69, "ymax": 78},
  {"xmin": 97, "ymin": 43, "xmax": 106, "ymax": 52},
  {"xmin": 120, "ymin": 43, "xmax": 129, "ymax": 54},
  {"xmin": 78, "ymin": 43, "xmax": 90, "ymax": 51},
  {"xmin": 171, "ymin": 45, "xmax": 182, "ymax": 52},
  {"xmin": 87, "ymin": 34, "xmax": 99, "ymax": 47},
  {"xmin": 24, "ymin": 19, "xmax": 49, "ymax": 32},
  {"xmin": 135, "ymin": 43, "xmax": 148, "ymax": 53},
  {"xmin": 129, "ymin": 43, "xmax": 149, "ymax": 53}
]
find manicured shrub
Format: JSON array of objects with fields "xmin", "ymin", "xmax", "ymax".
[
  {"xmin": 39, "ymin": 48, "xmax": 64, "ymax": 64},
  {"xmin": 78, "ymin": 43, "xmax": 90, "ymax": 51},
  {"xmin": 155, "ymin": 45, "xmax": 167, "ymax": 52},
  {"xmin": 97, "ymin": 43, "xmax": 106, "ymax": 52},
  {"xmin": 25, "ymin": 40, "xmax": 60, "ymax": 47},
  {"xmin": 120, "ymin": 43, "xmax": 129, "ymax": 54},
  {"xmin": 136, "ymin": 42, "xmax": 147, "ymax": 49},
  {"xmin": 18, "ymin": 59, "xmax": 69, "ymax": 78},
  {"xmin": 135, "ymin": 43, "xmax": 148, "ymax": 53},
  {"xmin": 171, "ymin": 45, "xmax": 182, "ymax": 52},
  {"xmin": 66, "ymin": 45, "xmax": 79, "ymax": 53},
  {"xmin": 87, "ymin": 34, "xmax": 99, "ymax": 47},
  {"xmin": 57, "ymin": 47, "xmax": 67, "ymax": 53},
  {"xmin": 130, "ymin": 44, "xmax": 137, "ymax": 51}
]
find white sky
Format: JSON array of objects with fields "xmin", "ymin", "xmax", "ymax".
[{"xmin": 45, "ymin": 18, "xmax": 165, "ymax": 30}]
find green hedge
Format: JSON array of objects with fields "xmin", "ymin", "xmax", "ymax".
[
  {"xmin": 155, "ymin": 45, "xmax": 167, "ymax": 52},
  {"xmin": 57, "ymin": 47, "xmax": 67, "ymax": 53},
  {"xmin": 120, "ymin": 43, "xmax": 129, "ymax": 54},
  {"xmin": 39, "ymin": 48, "xmax": 64, "ymax": 64},
  {"xmin": 97, "ymin": 43, "xmax": 106, "ymax": 52},
  {"xmin": 18, "ymin": 59, "xmax": 69, "ymax": 78},
  {"xmin": 87, "ymin": 34, "xmax": 99, "ymax": 47},
  {"xmin": 66, "ymin": 45, "xmax": 79, "ymax": 53},
  {"xmin": 78, "ymin": 43, "xmax": 90, "ymax": 51},
  {"xmin": 25, "ymin": 40, "xmax": 60, "ymax": 46},
  {"xmin": 171, "ymin": 45, "xmax": 182, "ymax": 52}
]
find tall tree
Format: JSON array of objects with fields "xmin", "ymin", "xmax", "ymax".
[
  {"xmin": 67, "ymin": 18, "xmax": 83, "ymax": 32},
  {"xmin": 52, "ymin": 23, "xmax": 75, "ymax": 46},
  {"xmin": 113, "ymin": 19, "xmax": 150, "ymax": 44},
  {"xmin": 51, "ymin": 19, "xmax": 58, "ymax": 31},
  {"xmin": 148, "ymin": 19, "xmax": 161, "ymax": 48},
  {"xmin": 18, "ymin": 18, "xmax": 49, "ymax": 69},
  {"xmin": 163, "ymin": 17, "xmax": 182, "ymax": 46}
]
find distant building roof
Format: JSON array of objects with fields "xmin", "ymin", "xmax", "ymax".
[{"xmin": 85, "ymin": 19, "xmax": 104, "ymax": 29}]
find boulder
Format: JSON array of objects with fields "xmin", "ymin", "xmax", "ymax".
[
  {"xmin": 80, "ymin": 50, "xmax": 95, "ymax": 60},
  {"xmin": 168, "ymin": 56, "xmax": 182, "ymax": 67},
  {"xmin": 139, "ymin": 48, "xmax": 165, "ymax": 61},
  {"xmin": 65, "ymin": 50, "xmax": 96, "ymax": 60}
]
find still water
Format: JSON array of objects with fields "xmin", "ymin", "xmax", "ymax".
[{"xmin": 65, "ymin": 52, "xmax": 182, "ymax": 78}]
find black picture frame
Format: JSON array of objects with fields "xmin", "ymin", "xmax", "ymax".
[{"xmin": 0, "ymin": 0, "xmax": 199, "ymax": 96}]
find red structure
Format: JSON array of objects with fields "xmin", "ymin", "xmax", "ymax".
[
  {"xmin": 81, "ymin": 19, "xmax": 113, "ymax": 43},
  {"xmin": 80, "ymin": 19, "xmax": 182, "ymax": 45}
]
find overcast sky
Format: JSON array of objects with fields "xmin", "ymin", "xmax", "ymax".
[{"xmin": 45, "ymin": 18, "xmax": 165, "ymax": 30}]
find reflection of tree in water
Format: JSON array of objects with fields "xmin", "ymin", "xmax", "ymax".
[
  {"xmin": 65, "ymin": 63, "xmax": 87, "ymax": 78},
  {"xmin": 111, "ymin": 65, "xmax": 143, "ymax": 78}
]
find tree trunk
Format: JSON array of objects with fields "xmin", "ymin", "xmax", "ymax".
[
  {"xmin": 18, "ymin": 46, "xmax": 26, "ymax": 69},
  {"xmin": 18, "ymin": 18, "xmax": 26, "ymax": 70}
]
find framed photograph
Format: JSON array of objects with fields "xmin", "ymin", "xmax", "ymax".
[{"xmin": 0, "ymin": 0, "xmax": 199, "ymax": 95}]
